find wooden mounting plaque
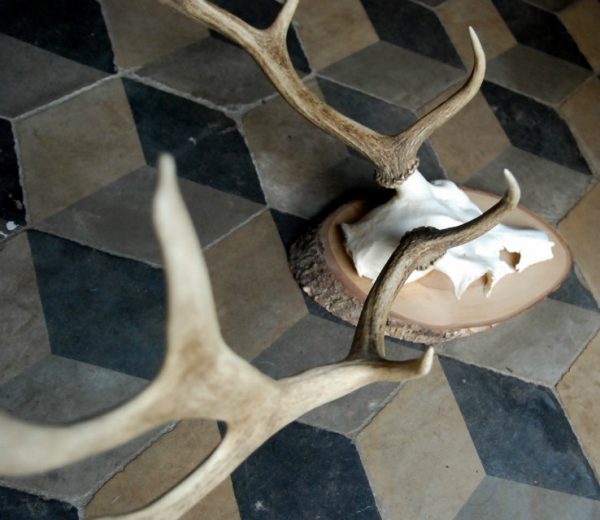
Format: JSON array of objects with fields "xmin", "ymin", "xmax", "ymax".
[{"xmin": 290, "ymin": 190, "xmax": 572, "ymax": 344}]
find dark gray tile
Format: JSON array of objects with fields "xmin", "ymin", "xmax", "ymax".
[
  {"xmin": 442, "ymin": 358, "xmax": 600, "ymax": 499},
  {"xmin": 37, "ymin": 166, "xmax": 263, "ymax": 265},
  {"xmin": 0, "ymin": 486, "xmax": 77, "ymax": 520},
  {"xmin": 321, "ymin": 41, "xmax": 465, "ymax": 112},
  {"xmin": 0, "ymin": 118, "xmax": 24, "ymax": 237},
  {"xmin": 0, "ymin": 35, "xmax": 105, "ymax": 118},
  {"xmin": 550, "ymin": 266, "xmax": 599, "ymax": 312}
]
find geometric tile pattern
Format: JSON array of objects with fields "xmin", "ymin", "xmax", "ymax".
[{"xmin": 1, "ymin": 0, "xmax": 600, "ymax": 518}]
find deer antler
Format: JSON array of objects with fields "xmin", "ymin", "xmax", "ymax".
[
  {"xmin": 159, "ymin": 0, "xmax": 485, "ymax": 188},
  {"xmin": 0, "ymin": 155, "xmax": 520, "ymax": 519}
]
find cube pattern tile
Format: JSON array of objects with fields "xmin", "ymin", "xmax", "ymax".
[{"xmin": 0, "ymin": 0, "xmax": 599, "ymax": 518}]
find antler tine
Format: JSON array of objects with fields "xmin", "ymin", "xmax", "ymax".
[{"xmin": 349, "ymin": 169, "xmax": 520, "ymax": 360}]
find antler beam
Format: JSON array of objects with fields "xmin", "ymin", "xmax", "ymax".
[{"xmin": 160, "ymin": 0, "xmax": 485, "ymax": 187}]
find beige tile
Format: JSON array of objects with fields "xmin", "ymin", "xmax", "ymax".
[
  {"xmin": 559, "ymin": 184, "xmax": 600, "ymax": 305},
  {"xmin": 16, "ymin": 78, "xmax": 145, "ymax": 223},
  {"xmin": 438, "ymin": 0, "xmax": 517, "ymax": 65},
  {"xmin": 0, "ymin": 233, "xmax": 51, "ymax": 385},
  {"xmin": 204, "ymin": 211, "xmax": 307, "ymax": 360},
  {"xmin": 418, "ymin": 91, "xmax": 510, "ymax": 183},
  {"xmin": 560, "ymin": 0, "xmax": 600, "ymax": 73},
  {"xmin": 558, "ymin": 332, "xmax": 600, "ymax": 478},
  {"xmin": 86, "ymin": 419, "xmax": 240, "ymax": 519},
  {"xmin": 242, "ymin": 82, "xmax": 349, "ymax": 218},
  {"xmin": 357, "ymin": 359, "xmax": 484, "ymax": 520},
  {"xmin": 294, "ymin": 0, "xmax": 379, "ymax": 70},
  {"xmin": 560, "ymin": 78, "xmax": 600, "ymax": 176},
  {"xmin": 101, "ymin": 0, "xmax": 209, "ymax": 69}
]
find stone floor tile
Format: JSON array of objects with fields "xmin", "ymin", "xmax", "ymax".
[
  {"xmin": 415, "ymin": 0, "xmax": 449, "ymax": 6},
  {"xmin": 466, "ymin": 147, "xmax": 591, "ymax": 224},
  {"xmin": 550, "ymin": 266, "xmax": 599, "ymax": 312},
  {"xmin": 487, "ymin": 44, "xmax": 590, "ymax": 105},
  {"xmin": 418, "ymin": 91, "xmax": 510, "ymax": 183},
  {"xmin": 0, "ymin": 233, "xmax": 51, "ymax": 385},
  {"xmin": 253, "ymin": 314, "xmax": 403, "ymax": 436},
  {"xmin": 455, "ymin": 475, "xmax": 600, "ymax": 520},
  {"xmin": 37, "ymin": 166, "xmax": 263, "ymax": 266},
  {"xmin": 204, "ymin": 211, "xmax": 307, "ymax": 360},
  {"xmin": 482, "ymin": 82, "xmax": 590, "ymax": 174},
  {"xmin": 560, "ymin": 78, "xmax": 600, "ymax": 176},
  {"xmin": 28, "ymin": 231, "xmax": 166, "ymax": 380},
  {"xmin": 438, "ymin": 299, "xmax": 600, "ymax": 387},
  {"xmin": 123, "ymin": 78, "xmax": 265, "ymax": 204},
  {"xmin": 0, "ymin": 486, "xmax": 78, "ymax": 520},
  {"xmin": 361, "ymin": 0, "xmax": 463, "ymax": 68},
  {"xmin": 320, "ymin": 41, "xmax": 465, "ymax": 112},
  {"xmin": 0, "ymin": 355, "xmax": 166, "ymax": 507},
  {"xmin": 0, "ymin": 119, "xmax": 25, "ymax": 237},
  {"xmin": 0, "ymin": 35, "xmax": 105, "ymax": 118},
  {"xmin": 232, "ymin": 421, "xmax": 380, "ymax": 519},
  {"xmin": 318, "ymin": 76, "xmax": 447, "ymax": 181},
  {"xmin": 0, "ymin": 0, "xmax": 115, "ymax": 74},
  {"xmin": 560, "ymin": 0, "xmax": 600, "ymax": 73},
  {"xmin": 16, "ymin": 78, "xmax": 145, "ymax": 223},
  {"xmin": 442, "ymin": 358, "xmax": 600, "ymax": 499},
  {"xmin": 101, "ymin": 0, "xmax": 209, "ymax": 70},
  {"xmin": 559, "ymin": 184, "xmax": 600, "ymax": 305},
  {"xmin": 241, "ymin": 83, "xmax": 354, "ymax": 218},
  {"xmin": 357, "ymin": 359, "xmax": 484, "ymax": 520},
  {"xmin": 525, "ymin": 0, "xmax": 576, "ymax": 10},
  {"xmin": 269, "ymin": 209, "xmax": 309, "ymax": 251},
  {"xmin": 558, "ymin": 332, "xmax": 600, "ymax": 480},
  {"xmin": 437, "ymin": 0, "xmax": 517, "ymax": 64},
  {"xmin": 86, "ymin": 419, "xmax": 240, "ymax": 520},
  {"xmin": 137, "ymin": 37, "xmax": 277, "ymax": 109},
  {"xmin": 491, "ymin": 0, "xmax": 590, "ymax": 69},
  {"xmin": 294, "ymin": 0, "xmax": 378, "ymax": 71}
]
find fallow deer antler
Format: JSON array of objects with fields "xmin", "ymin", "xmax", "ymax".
[
  {"xmin": 160, "ymin": 0, "xmax": 485, "ymax": 188},
  {"xmin": 0, "ymin": 155, "xmax": 520, "ymax": 519}
]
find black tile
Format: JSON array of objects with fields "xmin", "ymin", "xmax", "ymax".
[
  {"xmin": 482, "ymin": 82, "xmax": 590, "ymax": 174},
  {"xmin": 123, "ymin": 79, "xmax": 265, "ymax": 204},
  {"xmin": 0, "ymin": 119, "xmax": 25, "ymax": 229},
  {"xmin": 0, "ymin": 486, "xmax": 77, "ymax": 520},
  {"xmin": 317, "ymin": 77, "xmax": 448, "ymax": 181},
  {"xmin": 415, "ymin": 0, "xmax": 448, "ymax": 5},
  {"xmin": 270, "ymin": 209, "xmax": 308, "ymax": 251},
  {"xmin": 28, "ymin": 231, "xmax": 166, "ymax": 380},
  {"xmin": 209, "ymin": 0, "xmax": 310, "ymax": 74},
  {"xmin": 550, "ymin": 266, "xmax": 599, "ymax": 313},
  {"xmin": 360, "ymin": 0, "xmax": 463, "ymax": 68},
  {"xmin": 442, "ymin": 357, "xmax": 600, "ymax": 500},
  {"xmin": 0, "ymin": 0, "xmax": 115, "ymax": 73},
  {"xmin": 231, "ymin": 421, "xmax": 381, "ymax": 519},
  {"xmin": 492, "ymin": 0, "xmax": 590, "ymax": 69}
]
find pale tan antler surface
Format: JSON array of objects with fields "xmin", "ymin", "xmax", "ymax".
[
  {"xmin": 159, "ymin": 0, "xmax": 485, "ymax": 187},
  {"xmin": 0, "ymin": 155, "xmax": 521, "ymax": 519}
]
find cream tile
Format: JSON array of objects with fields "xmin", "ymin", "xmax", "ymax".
[
  {"xmin": 560, "ymin": 0, "xmax": 600, "ymax": 73},
  {"xmin": 418, "ymin": 91, "xmax": 510, "ymax": 183},
  {"xmin": 101, "ymin": 0, "xmax": 209, "ymax": 70},
  {"xmin": 16, "ymin": 78, "xmax": 145, "ymax": 223},
  {"xmin": 559, "ymin": 184, "xmax": 600, "ymax": 305},
  {"xmin": 86, "ymin": 419, "xmax": 239, "ymax": 519},
  {"xmin": 0, "ymin": 233, "xmax": 50, "ymax": 385},
  {"xmin": 294, "ymin": 0, "xmax": 379, "ymax": 70},
  {"xmin": 560, "ymin": 78, "xmax": 600, "ymax": 176},
  {"xmin": 357, "ymin": 359, "xmax": 484, "ymax": 520},
  {"xmin": 438, "ymin": 0, "xmax": 517, "ymax": 65},
  {"xmin": 204, "ymin": 211, "xmax": 307, "ymax": 360},
  {"xmin": 558, "ymin": 332, "xmax": 600, "ymax": 478}
]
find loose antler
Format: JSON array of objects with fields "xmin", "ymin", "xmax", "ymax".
[
  {"xmin": 0, "ymin": 157, "xmax": 520, "ymax": 519},
  {"xmin": 160, "ymin": 0, "xmax": 485, "ymax": 187}
]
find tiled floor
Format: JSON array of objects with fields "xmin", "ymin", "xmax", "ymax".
[{"xmin": 1, "ymin": 0, "xmax": 599, "ymax": 519}]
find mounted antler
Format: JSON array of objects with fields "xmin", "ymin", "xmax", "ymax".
[
  {"xmin": 160, "ymin": 0, "xmax": 485, "ymax": 187},
  {"xmin": 0, "ymin": 154, "xmax": 520, "ymax": 519}
]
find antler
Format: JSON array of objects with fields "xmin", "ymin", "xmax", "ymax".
[
  {"xmin": 0, "ymin": 155, "xmax": 520, "ymax": 519},
  {"xmin": 159, "ymin": 0, "xmax": 485, "ymax": 187}
]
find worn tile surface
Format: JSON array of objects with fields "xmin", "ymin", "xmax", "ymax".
[{"xmin": 1, "ymin": 1, "xmax": 600, "ymax": 518}]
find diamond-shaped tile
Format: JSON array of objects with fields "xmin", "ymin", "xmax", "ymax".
[
  {"xmin": 560, "ymin": 0, "xmax": 600, "ymax": 73},
  {"xmin": 357, "ymin": 359, "xmax": 484, "ymax": 519},
  {"xmin": 0, "ymin": 118, "xmax": 24, "ymax": 237},
  {"xmin": 550, "ymin": 266, "xmax": 599, "ymax": 312},
  {"xmin": 0, "ymin": 486, "xmax": 78, "ymax": 520},
  {"xmin": 442, "ymin": 357, "xmax": 600, "ymax": 499}
]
